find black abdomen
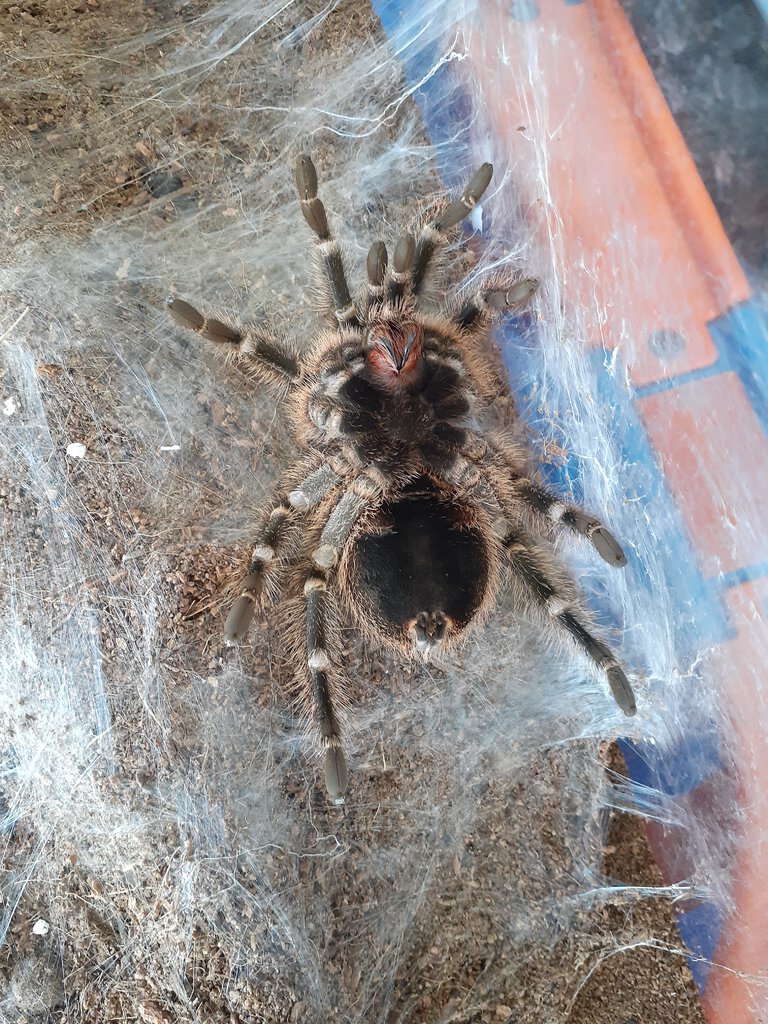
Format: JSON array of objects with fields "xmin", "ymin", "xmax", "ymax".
[{"xmin": 350, "ymin": 480, "xmax": 489, "ymax": 641}]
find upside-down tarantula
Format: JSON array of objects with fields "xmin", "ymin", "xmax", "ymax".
[{"xmin": 169, "ymin": 156, "xmax": 635, "ymax": 802}]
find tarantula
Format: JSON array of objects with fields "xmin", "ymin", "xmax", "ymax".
[{"xmin": 169, "ymin": 156, "xmax": 635, "ymax": 803}]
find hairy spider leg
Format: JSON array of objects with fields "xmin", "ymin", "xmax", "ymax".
[
  {"xmin": 363, "ymin": 240, "xmax": 388, "ymax": 316},
  {"xmin": 297, "ymin": 468, "xmax": 391, "ymax": 799},
  {"xmin": 453, "ymin": 278, "xmax": 540, "ymax": 335},
  {"xmin": 295, "ymin": 155, "xmax": 361, "ymax": 330},
  {"xmin": 310, "ymin": 468, "xmax": 386, "ymax": 569},
  {"xmin": 387, "ymin": 233, "xmax": 415, "ymax": 306},
  {"xmin": 462, "ymin": 431, "xmax": 628, "ymax": 567},
  {"xmin": 510, "ymin": 476, "xmax": 627, "ymax": 567},
  {"xmin": 502, "ymin": 531, "xmax": 636, "ymax": 715},
  {"xmin": 226, "ymin": 463, "xmax": 345, "ymax": 642},
  {"xmin": 304, "ymin": 569, "xmax": 347, "ymax": 803},
  {"xmin": 224, "ymin": 502, "xmax": 293, "ymax": 642},
  {"xmin": 439, "ymin": 450, "xmax": 635, "ymax": 714},
  {"xmin": 410, "ymin": 162, "xmax": 494, "ymax": 297},
  {"xmin": 167, "ymin": 297, "xmax": 299, "ymax": 393},
  {"xmin": 287, "ymin": 463, "xmax": 343, "ymax": 511}
]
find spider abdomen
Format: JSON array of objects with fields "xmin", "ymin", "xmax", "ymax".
[{"xmin": 346, "ymin": 479, "xmax": 491, "ymax": 654}]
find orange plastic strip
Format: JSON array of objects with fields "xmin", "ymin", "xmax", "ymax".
[
  {"xmin": 591, "ymin": 0, "xmax": 750, "ymax": 312},
  {"xmin": 470, "ymin": 0, "xmax": 750, "ymax": 386},
  {"xmin": 637, "ymin": 373, "xmax": 768, "ymax": 577},
  {"xmin": 703, "ymin": 580, "xmax": 768, "ymax": 1020}
]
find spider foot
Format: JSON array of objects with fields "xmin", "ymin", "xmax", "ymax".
[
  {"xmin": 224, "ymin": 572, "xmax": 263, "ymax": 642},
  {"xmin": 436, "ymin": 163, "xmax": 493, "ymax": 231},
  {"xmin": 484, "ymin": 277, "xmax": 540, "ymax": 310},
  {"xmin": 607, "ymin": 663, "xmax": 637, "ymax": 716},
  {"xmin": 167, "ymin": 297, "xmax": 241, "ymax": 343},
  {"xmin": 295, "ymin": 155, "xmax": 330, "ymax": 239},
  {"xmin": 588, "ymin": 525, "xmax": 628, "ymax": 567},
  {"xmin": 324, "ymin": 744, "xmax": 348, "ymax": 804}
]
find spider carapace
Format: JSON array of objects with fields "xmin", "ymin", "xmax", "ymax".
[{"xmin": 169, "ymin": 155, "xmax": 635, "ymax": 803}]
